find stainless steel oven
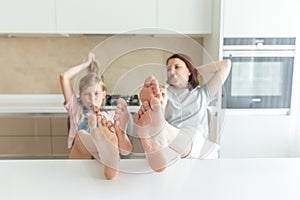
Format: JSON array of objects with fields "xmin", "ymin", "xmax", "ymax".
[{"xmin": 222, "ymin": 38, "xmax": 296, "ymax": 109}]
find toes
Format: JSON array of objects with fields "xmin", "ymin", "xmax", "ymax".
[
  {"xmin": 117, "ymin": 98, "xmax": 127, "ymax": 107},
  {"xmin": 138, "ymin": 108, "xmax": 144, "ymax": 117},
  {"xmin": 107, "ymin": 121, "xmax": 115, "ymax": 132},
  {"xmin": 135, "ymin": 112, "xmax": 140, "ymax": 121},
  {"xmin": 101, "ymin": 116, "xmax": 107, "ymax": 126},
  {"xmin": 142, "ymin": 101, "xmax": 150, "ymax": 110},
  {"xmin": 114, "ymin": 120, "xmax": 120, "ymax": 127},
  {"xmin": 136, "ymin": 101, "xmax": 149, "ymax": 120},
  {"xmin": 113, "ymin": 113, "xmax": 120, "ymax": 121},
  {"xmin": 144, "ymin": 75, "xmax": 156, "ymax": 87},
  {"xmin": 139, "ymin": 101, "xmax": 149, "ymax": 114},
  {"xmin": 150, "ymin": 97, "xmax": 161, "ymax": 112}
]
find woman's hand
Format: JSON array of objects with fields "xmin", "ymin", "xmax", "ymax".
[{"xmin": 159, "ymin": 84, "xmax": 168, "ymax": 112}]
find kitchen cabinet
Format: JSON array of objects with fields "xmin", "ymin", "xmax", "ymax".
[
  {"xmin": 0, "ymin": 0, "xmax": 56, "ymax": 34},
  {"xmin": 223, "ymin": 0, "xmax": 298, "ymax": 37},
  {"xmin": 51, "ymin": 117, "xmax": 69, "ymax": 155},
  {"xmin": 57, "ymin": 0, "xmax": 212, "ymax": 34},
  {"xmin": 0, "ymin": 116, "xmax": 68, "ymax": 158},
  {"xmin": 55, "ymin": 0, "xmax": 156, "ymax": 34},
  {"xmin": 0, "ymin": 0, "xmax": 213, "ymax": 35},
  {"xmin": 157, "ymin": 0, "xmax": 212, "ymax": 34}
]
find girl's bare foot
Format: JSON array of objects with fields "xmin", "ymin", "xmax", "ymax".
[
  {"xmin": 77, "ymin": 131, "xmax": 100, "ymax": 160},
  {"xmin": 90, "ymin": 115, "xmax": 119, "ymax": 164},
  {"xmin": 135, "ymin": 97, "xmax": 168, "ymax": 172},
  {"xmin": 113, "ymin": 98, "xmax": 133, "ymax": 155},
  {"xmin": 114, "ymin": 98, "xmax": 130, "ymax": 135},
  {"xmin": 89, "ymin": 115, "xmax": 120, "ymax": 179}
]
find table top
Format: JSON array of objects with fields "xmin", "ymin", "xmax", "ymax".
[{"xmin": 1, "ymin": 158, "xmax": 300, "ymax": 200}]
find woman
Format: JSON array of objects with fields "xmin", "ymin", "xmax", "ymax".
[{"xmin": 136, "ymin": 53, "xmax": 231, "ymax": 170}]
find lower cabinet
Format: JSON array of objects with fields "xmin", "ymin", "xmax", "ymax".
[
  {"xmin": 0, "ymin": 116, "xmax": 69, "ymax": 158},
  {"xmin": 0, "ymin": 115, "xmax": 147, "ymax": 159}
]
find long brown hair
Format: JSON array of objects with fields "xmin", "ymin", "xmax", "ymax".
[{"xmin": 166, "ymin": 53, "xmax": 203, "ymax": 90}]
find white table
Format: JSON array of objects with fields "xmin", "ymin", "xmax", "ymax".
[{"xmin": 1, "ymin": 158, "xmax": 300, "ymax": 200}]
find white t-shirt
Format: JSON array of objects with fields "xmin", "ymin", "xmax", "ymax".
[{"xmin": 165, "ymin": 84, "xmax": 218, "ymax": 158}]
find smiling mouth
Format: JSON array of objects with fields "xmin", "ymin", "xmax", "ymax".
[{"xmin": 167, "ymin": 74, "xmax": 177, "ymax": 84}]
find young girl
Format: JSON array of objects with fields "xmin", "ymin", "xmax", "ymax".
[{"xmin": 60, "ymin": 52, "xmax": 132, "ymax": 179}]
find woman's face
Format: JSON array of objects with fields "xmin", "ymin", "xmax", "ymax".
[
  {"xmin": 80, "ymin": 83, "xmax": 106, "ymax": 111},
  {"xmin": 166, "ymin": 58, "xmax": 191, "ymax": 89}
]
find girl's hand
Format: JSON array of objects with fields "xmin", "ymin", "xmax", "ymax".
[
  {"xmin": 86, "ymin": 52, "xmax": 95, "ymax": 64},
  {"xmin": 82, "ymin": 52, "xmax": 95, "ymax": 68}
]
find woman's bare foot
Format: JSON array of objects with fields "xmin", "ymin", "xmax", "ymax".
[
  {"xmin": 89, "ymin": 115, "xmax": 120, "ymax": 180},
  {"xmin": 135, "ymin": 97, "xmax": 168, "ymax": 172},
  {"xmin": 140, "ymin": 75, "xmax": 168, "ymax": 111},
  {"xmin": 113, "ymin": 98, "xmax": 132, "ymax": 155},
  {"xmin": 139, "ymin": 75, "xmax": 162, "ymax": 103}
]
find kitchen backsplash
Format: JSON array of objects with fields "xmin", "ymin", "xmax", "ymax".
[{"xmin": 0, "ymin": 35, "xmax": 203, "ymax": 94}]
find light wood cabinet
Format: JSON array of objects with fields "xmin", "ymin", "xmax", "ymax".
[
  {"xmin": 0, "ymin": 136, "xmax": 52, "ymax": 155},
  {"xmin": 51, "ymin": 117, "xmax": 69, "ymax": 155},
  {"xmin": 0, "ymin": 116, "xmax": 68, "ymax": 158}
]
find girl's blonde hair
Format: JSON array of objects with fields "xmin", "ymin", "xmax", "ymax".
[{"xmin": 79, "ymin": 59, "xmax": 107, "ymax": 106}]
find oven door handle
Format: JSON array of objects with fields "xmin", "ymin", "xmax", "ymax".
[{"xmin": 223, "ymin": 50, "xmax": 295, "ymax": 57}]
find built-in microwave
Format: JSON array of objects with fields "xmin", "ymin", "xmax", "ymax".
[{"xmin": 222, "ymin": 38, "xmax": 296, "ymax": 109}]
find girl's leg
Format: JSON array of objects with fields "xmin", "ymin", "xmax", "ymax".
[{"xmin": 69, "ymin": 134, "xmax": 92, "ymax": 159}]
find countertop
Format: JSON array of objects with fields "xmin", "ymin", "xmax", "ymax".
[
  {"xmin": 1, "ymin": 158, "xmax": 300, "ymax": 200},
  {"xmin": 0, "ymin": 95, "xmax": 66, "ymax": 114},
  {"xmin": 0, "ymin": 95, "xmax": 139, "ymax": 115}
]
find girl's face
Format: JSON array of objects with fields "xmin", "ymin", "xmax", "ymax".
[
  {"xmin": 166, "ymin": 58, "xmax": 191, "ymax": 89},
  {"xmin": 80, "ymin": 83, "xmax": 106, "ymax": 111}
]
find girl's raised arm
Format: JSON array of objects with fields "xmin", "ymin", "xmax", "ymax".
[{"xmin": 60, "ymin": 53, "xmax": 95, "ymax": 102}]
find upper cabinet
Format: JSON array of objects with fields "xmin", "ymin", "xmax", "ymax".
[
  {"xmin": 0, "ymin": 0, "xmax": 213, "ymax": 35},
  {"xmin": 0, "ymin": 0, "xmax": 56, "ymax": 34},
  {"xmin": 223, "ymin": 0, "xmax": 298, "ymax": 37},
  {"xmin": 157, "ymin": 0, "xmax": 212, "ymax": 34},
  {"xmin": 55, "ymin": 0, "xmax": 156, "ymax": 34}
]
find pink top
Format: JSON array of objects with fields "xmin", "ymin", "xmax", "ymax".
[{"xmin": 64, "ymin": 94, "xmax": 113, "ymax": 149}]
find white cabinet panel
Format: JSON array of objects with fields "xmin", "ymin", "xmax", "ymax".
[
  {"xmin": 56, "ymin": 0, "xmax": 156, "ymax": 34},
  {"xmin": 0, "ymin": 0, "xmax": 213, "ymax": 34},
  {"xmin": 223, "ymin": 0, "xmax": 298, "ymax": 37},
  {"xmin": 0, "ymin": 0, "xmax": 56, "ymax": 33},
  {"xmin": 157, "ymin": 0, "xmax": 212, "ymax": 34}
]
